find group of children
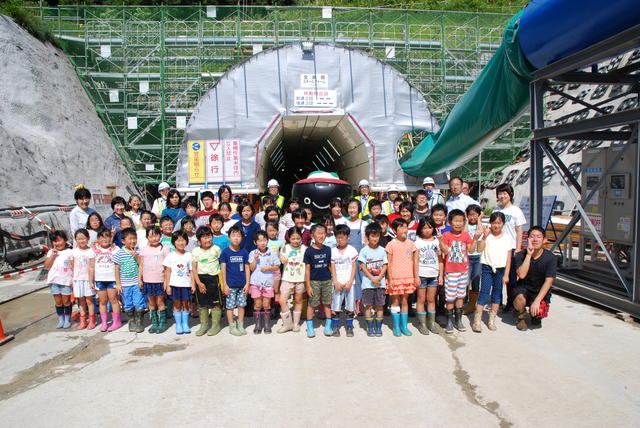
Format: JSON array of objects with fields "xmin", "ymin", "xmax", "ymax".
[{"xmin": 47, "ymin": 185, "xmax": 520, "ymax": 338}]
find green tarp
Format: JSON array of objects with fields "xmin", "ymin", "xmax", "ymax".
[{"xmin": 400, "ymin": 12, "xmax": 536, "ymax": 176}]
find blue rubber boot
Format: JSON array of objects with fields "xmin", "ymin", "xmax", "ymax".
[
  {"xmin": 375, "ymin": 317, "xmax": 384, "ymax": 337},
  {"xmin": 324, "ymin": 318, "xmax": 333, "ymax": 336},
  {"xmin": 55, "ymin": 315, "xmax": 65, "ymax": 329},
  {"xmin": 181, "ymin": 310, "xmax": 191, "ymax": 334},
  {"xmin": 400, "ymin": 312, "xmax": 412, "ymax": 336},
  {"xmin": 365, "ymin": 318, "xmax": 374, "ymax": 337},
  {"xmin": 391, "ymin": 313, "xmax": 402, "ymax": 337},
  {"xmin": 306, "ymin": 320, "xmax": 315, "ymax": 338},
  {"xmin": 174, "ymin": 312, "xmax": 184, "ymax": 334}
]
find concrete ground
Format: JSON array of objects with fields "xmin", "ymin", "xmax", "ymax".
[{"xmin": 0, "ymin": 281, "xmax": 638, "ymax": 428}]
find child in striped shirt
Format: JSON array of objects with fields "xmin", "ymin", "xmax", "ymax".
[{"xmin": 114, "ymin": 228, "xmax": 145, "ymax": 333}]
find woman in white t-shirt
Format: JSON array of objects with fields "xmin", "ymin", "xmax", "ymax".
[{"xmin": 473, "ymin": 212, "xmax": 514, "ymax": 333}]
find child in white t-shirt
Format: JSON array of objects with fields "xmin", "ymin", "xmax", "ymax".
[
  {"xmin": 44, "ymin": 230, "xmax": 73, "ymax": 329},
  {"xmin": 163, "ymin": 231, "xmax": 193, "ymax": 335},
  {"xmin": 414, "ymin": 217, "xmax": 443, "ymax": 335},
  {"xmin": 90, "ymin": 229, "xmax": 122, "ymax": 332},
  {"xmin": 330, "ymin": 224, "xmax": 359, "ymax": 337},
  {"xmin": 276, "ymin": 228, "xmax": 306, "ymax": 333},
  {"xmin": 71, "ymin": 229, "xmax": 96, "ymax": 330}
]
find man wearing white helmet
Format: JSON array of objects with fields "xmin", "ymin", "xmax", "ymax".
[
  {"xmin": 267, "ymin": 179, "xmax": 285, "ymax": 210},
  {"xmin": 422, "ymin": 177, "xmax": 444, "ymax": 210},
  {"xmin": 151, "ymin": 182, "xmax": 171, "ymax": 218},
  {"xmin": 355, "ymin": 179, "xmax": 373, "ymax": 218},
  {"xmin": 382, "ymin": 184, "xmax": 401, "ymax": 215}
]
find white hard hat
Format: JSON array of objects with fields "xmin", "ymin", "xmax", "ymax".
[
  {"xmin": 422, "ymin": 177, "xmax": 435, "ymax": 185},
  {"xmin": 158, "ymin": 182, "xmax": 170, "ymax": 191},
  {"xmin": 388, "ymin": 184, "xmax": 399, "ymax": 192},
  {"xmin": 358, "ymin": 179, "xmax": 370, "ymax": 188},
  {"xmin": 267, "ymin": 179, "xmax": 279, "ymax": 188}
]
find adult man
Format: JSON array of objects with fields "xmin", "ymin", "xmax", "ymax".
[
  {"xmin": 413, "ymin": 190, "xmax": 430, "ymax": 221},
  {"xmin": 267, "ymin": 179, "xmax": 285, "ymax": 210},
  {"xmin": 514, "ymin": 226, "xmax": 556, "ymax": 331},
  {"xmin": 445, "ymin": 176, "xmax": 478, "ymax": 213},
  {"xmin": 151, "ymin": 182, "xmax": 170, "ymax": 218},
  {"xmin": 422, "ymin": 177, "xmax": 444, "ymax": 209},
  {"xmin": 355, "ymin": 179, "xmax": 374, "ymax": 218},
  {"xmin": 382, "ymin": 184, "xmax": 400, "ymax": 215}
]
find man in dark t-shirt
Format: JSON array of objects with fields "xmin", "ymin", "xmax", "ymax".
[{"xmin": 514, "ymin": 226, "xmax": 556, "ymax": 331}]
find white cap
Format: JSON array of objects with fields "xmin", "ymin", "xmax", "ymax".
[
  {"xmin": 358, "ymin": 179, "xmax": 370, "ymax": 188},
  {"xmin": 158, "ymin": 182, "xmax": 170, "ymax": 191},
  {"xmin": 267, "ymin": 179, "xmax": 279, "ymax": 188},
  {"xmin": 388, "ymin": 184, "xmax": 399, "ymax": 192},
  {"xmin": 422, "ymin": 177, "xmax": 435, "ymax": 185}
]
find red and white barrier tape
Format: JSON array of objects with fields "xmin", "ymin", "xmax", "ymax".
[{"xmin": 1, "ymin": 265, "xmax": 44, "ymax": 279}]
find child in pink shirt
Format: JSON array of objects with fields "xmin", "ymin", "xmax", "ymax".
[{"xmin": 139, "ymin": 226, "xmax": 170, "ymax": 333}]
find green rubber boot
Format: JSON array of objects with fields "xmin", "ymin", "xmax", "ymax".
[
  {"xmin": 149, "ymin": 310, "xmax": 158, "ymax": 334},
  {"xmin": 157, "ymin": 310, "xmax": 168, "ymax": 333},
  {"xmin": 135, "ymin": 309, "xmax": 145, "ymax": 333},
  {"xmin": 229, "ymin": 320, "xmax": 243, "ymax": 336},
  {"xmin": 416, "ymin": 312, "xmax": 429, "ymax": 335},
  {"xmin": 196, "ymin": 308, "xmax": 210, "ymax": 336},
  {"xmin": 207, "ymin": 308, "xmax": 222, "ymax": 336},
  {"xmin": 126, "ymin": 310, "xmax": 136, "ymax": 332},
  {"xmin": 237, "ymin": 319, "xmax": 248, "ymax": 335}
]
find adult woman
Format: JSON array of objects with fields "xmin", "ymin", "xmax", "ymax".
[
  {"xmin": 125, "ymin": 195, "xmax": 144, "ymax": 230},
  {"xmin": 218, "ymin": 185, "xmax": 237, "ymax": 215},
  {"xmin": 162, "ymin": 189, "xmax": 186, "ymax": 225}
]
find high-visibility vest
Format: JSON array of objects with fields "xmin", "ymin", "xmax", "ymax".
[
  {"xmin": 275, "ymin": 194, "xmax": 285, "ymax": 210},
  {"xmin": 355, "ymin": 195, "xmax": 372, "ymax": 218}
]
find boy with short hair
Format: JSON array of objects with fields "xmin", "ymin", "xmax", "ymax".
[
  {"xmin": 195, "ymin": 191, "xmax": 217, "ymax": 229},
  {"xmin": 330, "ymin": 224, "xmax": 359, "ymax": 337},
  {"xmin": 113, "ymin": 228, "xmax": 145, "ymax": 333},
  {"xmin": 438, "ymin": 209, "xmax": 482, "ymax": 333},
  {"xmin": 209, "ymin": 213, "xmax": 230, "ymax": 251},
  {"xmin": 160, "ymin": 216, "xmax": 176, "ymax": 251},
  {"xmin": 374, "ymin": 214, "xmax": 392, "ymax": 248},
  {"xmin": 363, "ymin": 199, "xmax": 382, "ymax": 223},
  {"xmin": 220, "ymin": 225, "xmax": 251, "ymax": 336},
  {"xmin": 255, "ymin": 195, "xmax": 275, "ymax": 229},
  {"xmin": 192, "ymin": 226, "xmax": 223, "ymax": 336},
  {"xmin": 359, "ymin": 223, "xmax": 388, "ymax": 337},
  {"xmin": 303, "ymin": 224, "xmax": 333, "ymax": 338}
]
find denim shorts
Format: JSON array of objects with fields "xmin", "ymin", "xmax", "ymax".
[
  {"xmin": 50, "ymin": 283, "xmax": 73, "ymax": 295},
  {"xmin": 170, "ymin": 286, "xmax": 192, "ymax": 301},
  {"xmin": 95, "ymin": 281, "xmax": 116, "ymax": 291},
  {"xmin": 419, "ymin": 277, "xmax": 438, "ymax": 289},
  {"xmin": 226, "ymin": 287, "xmax": 247, "ymax": 309}
]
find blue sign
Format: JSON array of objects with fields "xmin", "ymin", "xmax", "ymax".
[{"xmin": 191, "ymin": 142, "xmax": 201, "ymax": 151}]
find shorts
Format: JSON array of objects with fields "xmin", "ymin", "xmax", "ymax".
[
  {"xmin": 514, "ymin": 286, "xmax": 551, "ymax": 317},
  {"xmin": 250, "ymin": 285, "xmax": 275, "ymax": 299},
  {"xmin": 170, "ymin": 286, "xmax": 192, "ymax": 301},
  {"xmin": 122, "ymin": 285, "xmax": 146, "ymax": 310},
  {"xmin": 226, "ymin": 287, "xmax": 247, "ymax": 309},
  {"xmin": 331, "ymin": 284, "xmax": 355, "ymax": 312},
  {"xmin": 195, "ymin": 274, "xmax": 222, "ymax": 307},
  {"xmin": 95, "ymin": 281, "xmax": 116, "ymax": 291},
  {"xmin": 308, "ymin": 279, "xmax": 332, "ymax": 307},
  {"xmin": 362, "ymin": 288, "xmax": 386, "ymax": 306},
  {"xmin": 444, "ymin": 271, "xmax": 468, "ymax": 302},
  {"xmin": 73, "ymin": 280, "xmax": 95, "ymax": 298},
  {"xmin": 280, "ymin": 280, "xmax": 305, "ymax": 296},
  {"xmin": 50, "ymin": 283, "xmax": 72, "ymax": 296},
  {"xmin": 419, "ymin": 277, "xmax": 438, "ymax": 289},
  {"xmin": 144, "ymin": 282, "xmax": 165, "ymax": 297}
]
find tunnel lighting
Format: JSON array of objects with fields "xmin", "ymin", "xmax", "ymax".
[{"xmin": 301, "ymin": 40, "xmax": 314, "ymax": 53}]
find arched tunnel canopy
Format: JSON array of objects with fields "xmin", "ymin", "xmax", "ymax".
[{"xmin": 177, "ymin": 43, "xmax": 438, "ymax": 194}]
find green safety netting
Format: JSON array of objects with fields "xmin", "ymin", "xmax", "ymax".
[{"xmin": 400, "ymin": 11, "xmax": 535, "ymax": 176}]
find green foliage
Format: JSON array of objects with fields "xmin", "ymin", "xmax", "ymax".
[{"xmin": 0, "ymin": 0, "xmax": 59, "ymax": 46}]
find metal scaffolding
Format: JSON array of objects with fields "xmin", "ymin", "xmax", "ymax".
[{"xmin": 38, "ymin": 5, "xmax": 529, "ymax": 185}]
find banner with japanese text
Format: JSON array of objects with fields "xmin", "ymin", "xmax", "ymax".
[{"xmin": 187, "ymin": 140, "xmax": 206, "ymax": 184}]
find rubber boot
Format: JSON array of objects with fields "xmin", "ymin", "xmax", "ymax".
[
  {"xmin": 277, "ymin": 311, "xmax": 293, "ymax": 334},
  {"xmin": 174, "ymin": 312, "xmax": 184, "ymax": 334},
  {"xmin": 87, "ymin": 314, "xmax": 96, "ymax": 330},
  {"xmin": 181, "ymin": 310, "xmax": 191, "ymax": 334},
  {"xmin": 262, "ymin": 310, "xmax": 272, "ymax": 334},
  {"xmin": 237, "ymin": 319, "xmax": 247, "ymax": 335},
  {"xmin": 400, "ymin": 312, "xmax": 412, "ymax": 336},
  {"xmin": 374, "ymin": 317, "xmax": 384, "ymax": 337},
  {"xmin": 135, "ymin": 309, "xmax": 145, "ymax": 333},
  {"xmin": 207, "ymin": 309, "xmax": 222, "ymax": 336},
  {"xmin": 108, "ymin": 312, "xmax": 122, "ymax": 331},
  {"xmin": 63, "ymin": 309, "xmax": 72, "ymax": 329},
  {"xmin": 292, "ymin": 311, "xmax": 301, "ymax": 332},
  {"xmin": 196, "ymin": 308, "xmax": 210, "ymax": 336},
  {"xmin": 391, "ymin": 313, "xmax": 401, "ymax": 337},
  {"xmin": 463, "ymin": 291, "xmax": 479, "ymax": 315},
  {"xmin": 472, "ymin": 311, "xmax": 482, "ymax": 333},
  {"xmin": 306, "ymin": 320, "xmax": 315, "ymax": 338},
  {"xmin": 331, "ymin": 317, "xmax": 340, "ymax": 337},
  {"xmin": 323, "ymin": 318, "xmax": 333, "ymax": 336},
  {"xmin": 56, "ymin": 314, "xmax": 65, "ymax": 329},
  {"xmin": 454, "ymin": 308, "xmax": 466, "ymax": 332},
  {"xmin": 415, "ymin": 312, "xmax": 429, "ymax": 335},
  {"xmin": 77, "ymin": 315, "xmax": 87, "ymax": 330},
  {"xmin": 365, "ymin": 318, "xmax": 374, "ymax": 337},
  {"xmin": 126, "ymin": 310, "xmax": 136, "ymax": 332},
  {"xmin": 253, "ymin": 310, "xmax": 263, "ymax": 334},
  {"xmin": 157, "ymin": 310, "xmax": 167, "ymax": 333},
  {"xmin": 445, "ymin": 309, "xmax": 454, "ymax": 334},
  {"xmin": 427, "ymin": 312, "xmax": 440, "ymax": 334},
  {"xmin": 345, "ymin": 315, "xmax": 354, "ymax": 337},
  {"xmin": 100, "ymin": 311, "xmax": 109, "ymax": 332},
  {"xmin": 149, "ymin": 310, "xmax": 158, "ymax": 334},
  {"xmin": 487, "ymin": 311, "xmax": 497, "ymax": 331}
]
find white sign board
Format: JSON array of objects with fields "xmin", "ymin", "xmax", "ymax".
[
  {"xmin": 322, "ymin": 7, "xmax": 332, "ymax": 19},
  {"xmin": 127, "ymin": 117, "xmax": 138, "ymax": 129},
  {"xmin": 108, "ymin": 89, "xmax": 119, "ymax": 102},
  {"xmin": 100, "ymin": 45, "xmax": 111, "ymax": 58},
  {"xmin": 300, "ymin": 73, "xmax": 328, "ymax": 88},
  {"xmin": 252, "ymin": 44, "xmax": 263, "ymax": 55},
  {"xmin": 139, "ymin": 81, "xmax": 149, "ymax": 94},
  {"xmin": 205, "ymin": 140, "xmax": 241, "ymax": 183},
  {"xmin": 519, "ymin": 196, "xmax": 557, "ymax": 231},
  {"xmin": 385, "ymin": 46, "xmax": 396, "ymax": 58},
  {"xmin": 294, "ymin": 89, "xmax": 337, "ymax": 107},
  {"xmin": 176, "ymin": 116, "xmax": 186, "ymax": 129},
  {"xmin": 206, "ymin": 6, "xmax": 217, "ymax": 18}
]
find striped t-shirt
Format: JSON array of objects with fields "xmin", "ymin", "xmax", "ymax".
[{"xmin": 113, "ymin": 247, "xmax": 139, "ymax": 286}]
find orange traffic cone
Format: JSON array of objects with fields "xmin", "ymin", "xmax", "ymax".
[{"xmin": 0, "ymin": 317, "xmax": 14, "ymax": 345}]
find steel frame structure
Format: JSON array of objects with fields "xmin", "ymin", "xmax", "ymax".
[
  {"xmin": 529, "ymin": 24, "xmax": 640, "ymax": 316},
  {"xmin": 36, "ymin": 5, "xmax": 529, "ymax": 185}
]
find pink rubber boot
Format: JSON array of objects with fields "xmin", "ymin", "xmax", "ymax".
[
  {"xmin": 100, "ymin": 311, "xmax": 109, "ymax": 332},
  {"xmin": 108, "ymin": 312, "xmax": 122, "ymax": 331}
]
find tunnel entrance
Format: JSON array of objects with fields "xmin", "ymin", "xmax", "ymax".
[{"xmin": 257, "ymin": 115, "xmax": 369, "ymax": 196}]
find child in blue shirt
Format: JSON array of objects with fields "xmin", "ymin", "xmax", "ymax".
[
  {"xmin": 359, "ymin": 223, "xmax": 388, "ymax": 337},
  {"xmin": 303, "ymin": 224, "xmax": 333, "ymax": 338},
  {"xmin": 237, "ymin": 200, "xmax": 261, "ymax": 253},
  {"xmin": 220, "ymin": 225, "xmax": 250, "ymax": 336},
  {"xmin": 209, "ymin": 214, "xmax": 230, "ymax": 251}
]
